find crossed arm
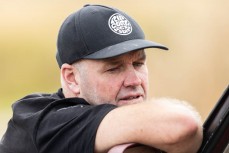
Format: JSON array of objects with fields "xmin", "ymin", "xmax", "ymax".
[{"xmin": 95, "ymin": 98, "xmax": 203, "ymax": 153}]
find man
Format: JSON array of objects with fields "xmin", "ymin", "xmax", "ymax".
[{"xmin": 0, "ymin": 4, "xmax": 203, "ymax": 153}]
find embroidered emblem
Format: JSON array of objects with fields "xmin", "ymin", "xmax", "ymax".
[{"xmin": 108, "ymin": 13, "xmax": 132, "ymax": 35}]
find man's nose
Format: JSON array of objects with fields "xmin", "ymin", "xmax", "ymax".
[{"xmin": 123, "ymin": 68, "xmax": 142, "ymax": 87}]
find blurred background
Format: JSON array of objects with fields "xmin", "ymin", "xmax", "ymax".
[{"xmin": 0, "ymin": 0, "xmax": 228, "ymax": 138}]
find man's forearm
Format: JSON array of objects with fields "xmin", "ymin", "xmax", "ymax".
[
  {"xmin": 143, "ymin": 98, "xmax": 203, "ymax": 153},
  {"xmin": 95, "ymin": 98, "xmax": 203, "ymax": 153}
]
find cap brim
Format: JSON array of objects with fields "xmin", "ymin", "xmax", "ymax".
[{"xmin": 84, "ymin": 39, "xmax": 168, "ymax": 59}]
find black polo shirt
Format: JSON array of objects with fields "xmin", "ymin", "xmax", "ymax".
[{"xmin": 0, "ymin": 89, "xmax": 117, "ymax": 153}]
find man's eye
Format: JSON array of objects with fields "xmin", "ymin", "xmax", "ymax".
[
  {"xmin": 133, "ymin": 62, "xmax": 144, "ymax": 67},
  {"xmin": 107, "ymin": 67, "xmax": 119, "ymax": 72}
]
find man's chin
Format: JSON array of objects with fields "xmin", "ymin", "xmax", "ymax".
[{"xmin": 117, "ymin": 96, "xmax": 144, "ymax": 106}]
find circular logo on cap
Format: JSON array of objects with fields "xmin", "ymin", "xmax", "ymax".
[{"xmin": 108, "ymin": 13, "xmax": 132, "ymax": 35}]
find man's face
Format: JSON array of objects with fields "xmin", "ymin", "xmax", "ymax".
[{"xmin": 75, "ymin": 50, "xmax": 149, "ymax": 106}]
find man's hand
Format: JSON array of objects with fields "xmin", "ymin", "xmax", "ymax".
[{"xmin": 124, "ymin": 145, "xmax": 163, "ymax": 153}]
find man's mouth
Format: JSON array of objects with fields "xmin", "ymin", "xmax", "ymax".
[
  {"xmin": 121, "ymin": 95, "xmax": 141, "ymax": 100},
  {"xmin": 117, "ymin": 94, "xmax": 143, "ymax": 106}
]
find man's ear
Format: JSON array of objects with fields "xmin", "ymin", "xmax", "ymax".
[{"xmin": 60, "ymin": 63, "xmax": 80, "ymax": 96}]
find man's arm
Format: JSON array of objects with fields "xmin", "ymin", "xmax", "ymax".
[
  {"xmin": 124, "ymin": 145, "xmax": 160, "ymax": 153},
  {"xmin": 108, "ymin": 143, "xmax": 160, "ymax": 153},
  {"xmin": 95, "ymin": 98, "xmax": 203, "ymax": 153}
]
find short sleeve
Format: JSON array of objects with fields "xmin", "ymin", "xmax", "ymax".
[{"xmin": 35, "ymin": 99, "xmax": 117, "ymax": 153}]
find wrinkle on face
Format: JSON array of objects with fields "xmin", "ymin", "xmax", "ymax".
[{"xmin": 71, "ymin": 50, "xmax": 149, "ymax": 106}]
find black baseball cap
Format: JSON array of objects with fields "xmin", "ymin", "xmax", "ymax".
[{"xmin": 56, "ymin": 4, "xmax": 168, "ymax": 68}]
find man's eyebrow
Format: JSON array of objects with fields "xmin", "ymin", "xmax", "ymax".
[
  {"xmin": 102, "ymin": 58, "xmax": 124, "ymax": 67},
  {"xmin": 103, "ymin": 51, "xmax": 146, "ymax": 65},
  {"xmin": 137, "ymin": 52, "xmax": 146, "ymax": 61},
  {"xmin": 101, "ymin": 56, "xmax": 125, "ymax": 65}
]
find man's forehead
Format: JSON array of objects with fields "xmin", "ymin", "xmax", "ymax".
[
  {"xmin": 102, "ymin": 50, "xmax": 146, "ymax": 63},
  {"xmin": 74, "ymin": 50, "xmax": 146, "ymax": 67}
]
